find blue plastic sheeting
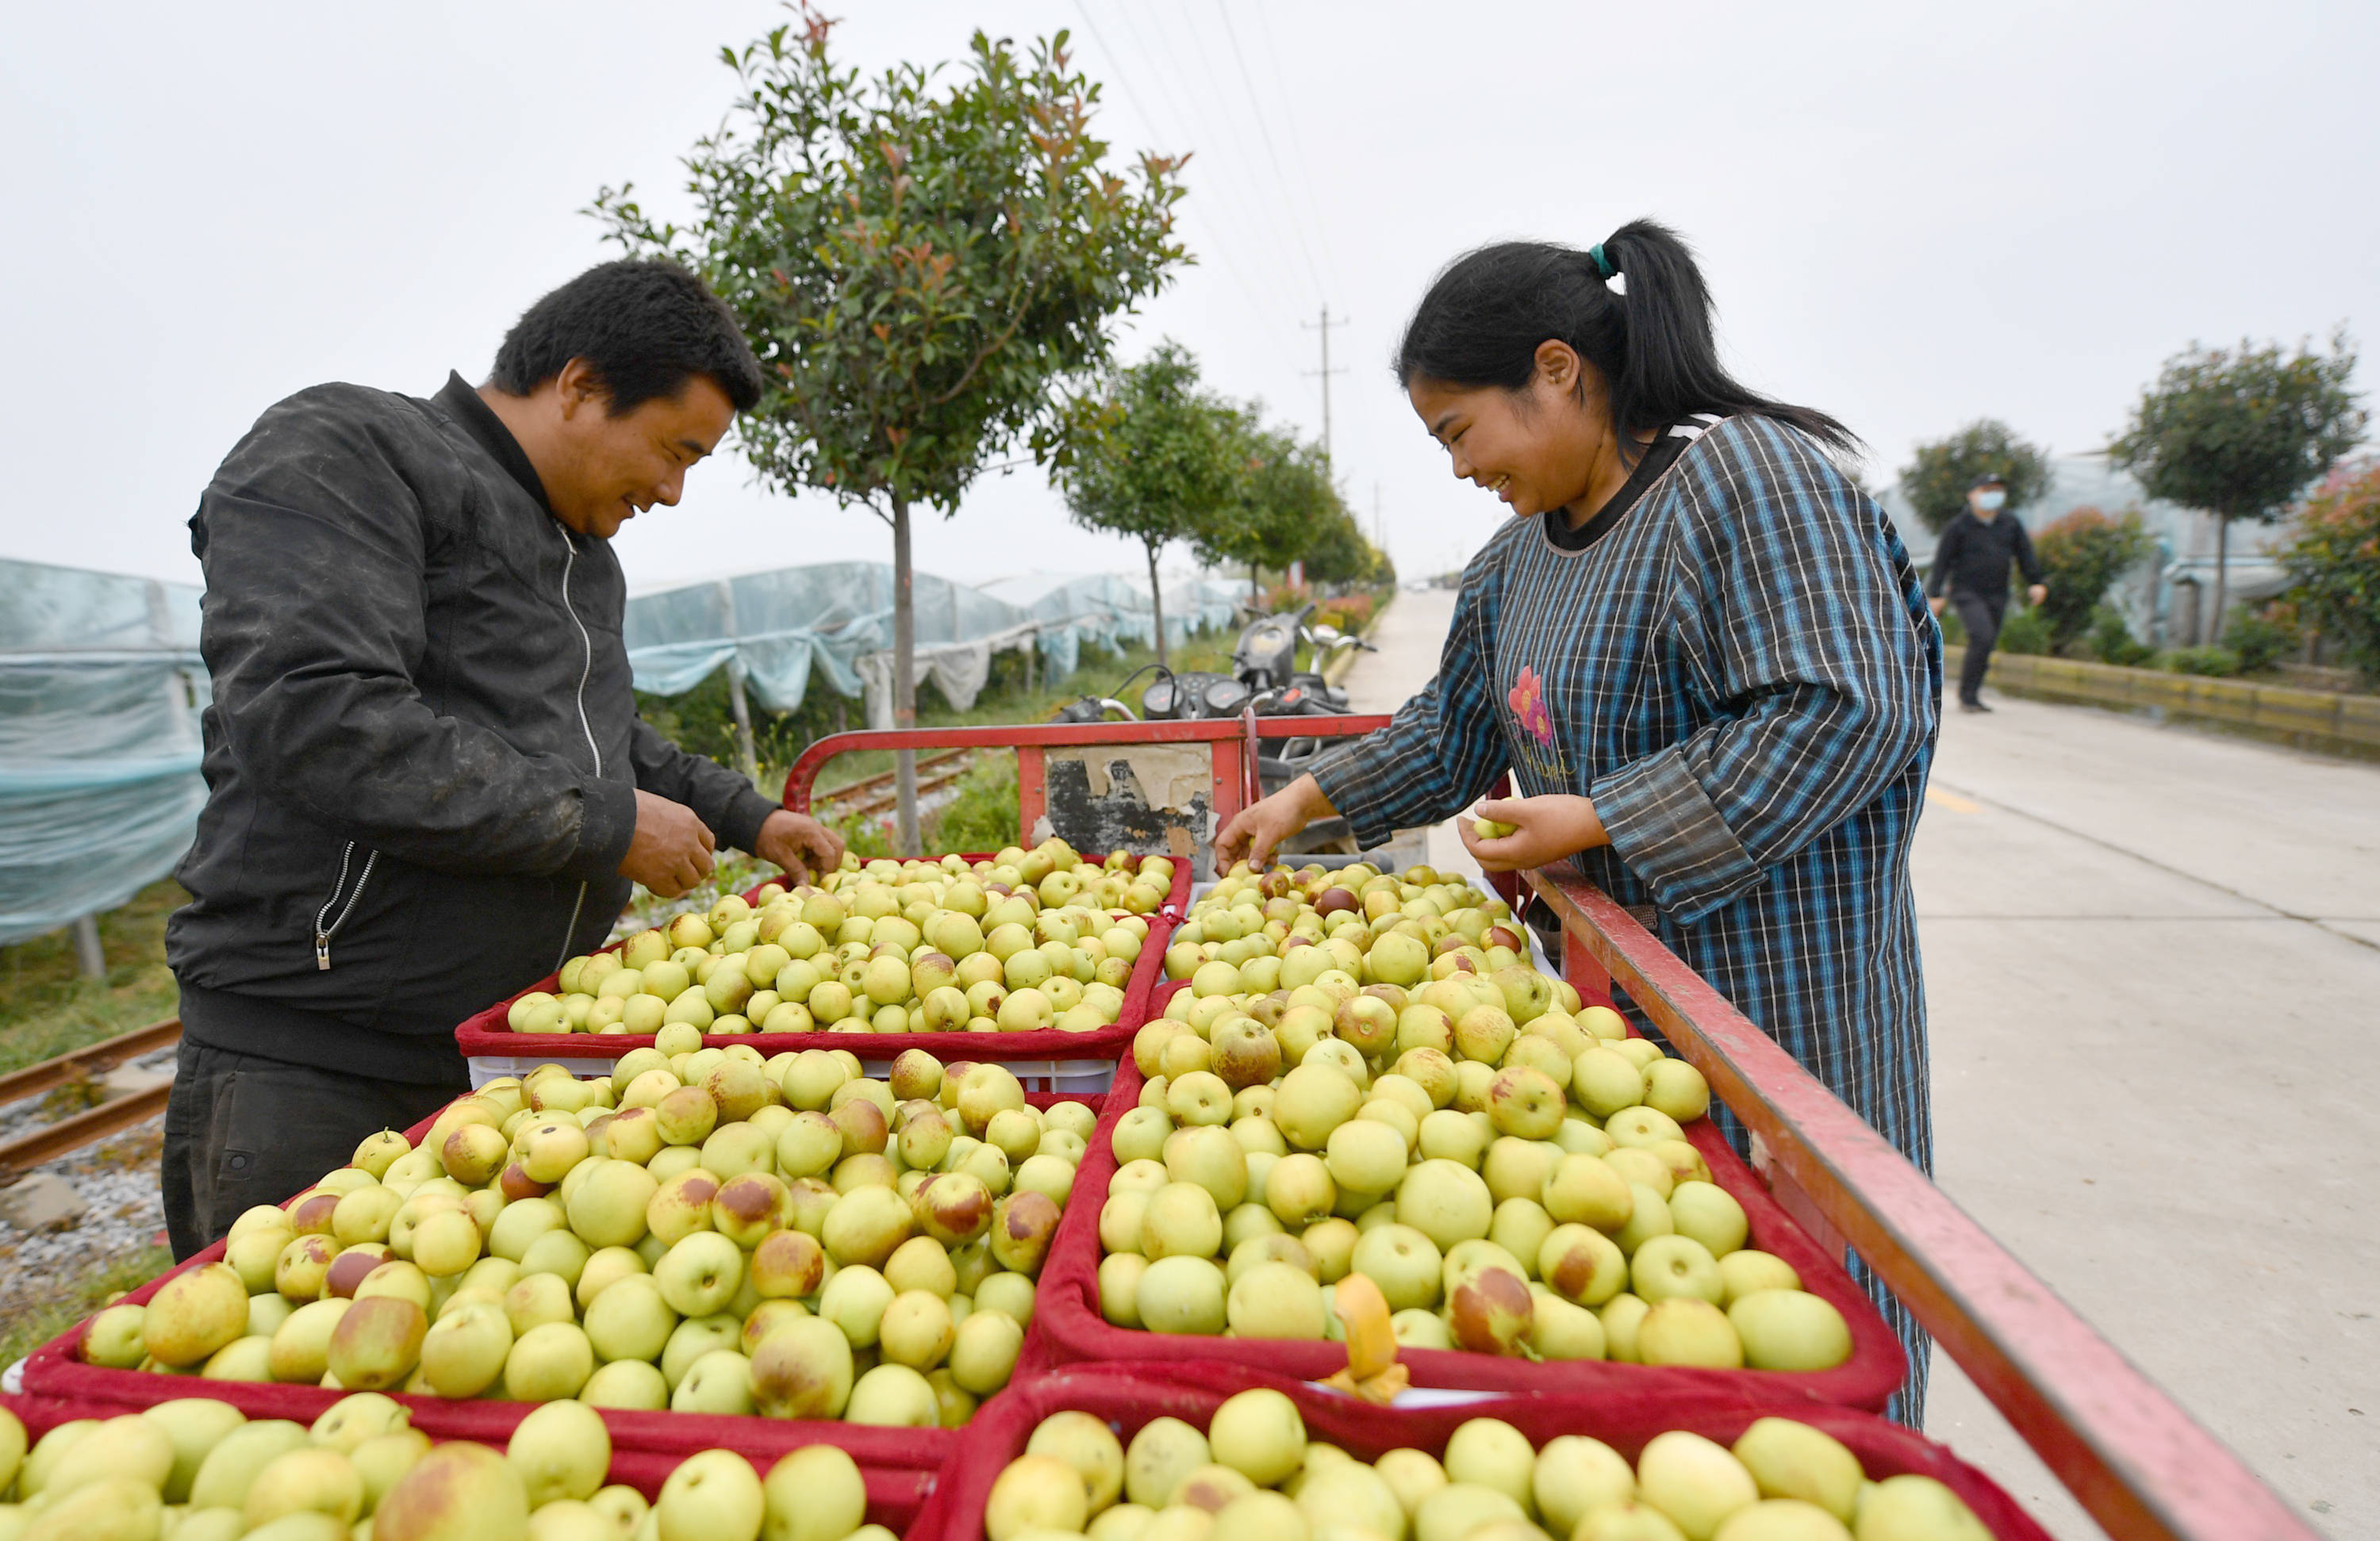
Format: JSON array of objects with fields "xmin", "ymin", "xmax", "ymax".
[
  {"xmin": 0, "ymin": 558, "xmax": 209, "ymax": 946},
  {"xmin": 979, "ymin": 573, "xmax": 1148, "ymax": 680},
  {"xmin": 977, "ymin": 573, "xmax": 1244, "ymax": 680},
  {"xmin": 624, "ymin": 562, "xmax": 1038, "ymax": 713}
]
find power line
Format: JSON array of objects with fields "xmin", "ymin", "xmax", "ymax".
[
  {"xmin": 1244, "ymin": 2, "xmax": 1345, "ymax": 298},
  {"xmin": 1160, "ymin": 0, "xmax": 1326, "ymax": 304},
  {"xmin": 1102, "ymin": 0, "xmax": 1313, "ymax": 313},
  {"xmin": 1209, "ymin": 0, "xmax": 1338, "ymax": 301},
  {"xmin": 1065, "ymin": 1, "xmax": 1307, "ymax": 362}
]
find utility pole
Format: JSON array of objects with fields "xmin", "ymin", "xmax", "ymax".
[{"xmin": 1302, "ymin": 307, "xmax": 1349, "ymax": 466}]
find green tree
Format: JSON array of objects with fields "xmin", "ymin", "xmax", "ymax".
[
  {"xmin": 1299, "ymin": 506, "xmax": 1382, "ymax": 586},
  {"xmin": 2109, "ymin": 332, "xmax": 2365, "ymax": 642},
  {"xmin": 2285, "ymin": 459, "xmax": 2380, "ymax": 682},
  {"xmin": 593, "ymin": 5, "xmax": 1188, "ymax": 851},
  {"xmin": 1054, "ymin": 342, "xmax": 1237, "ymax": 668},
  {"xmin": 1898, "ymin": 420, "xmax": 2054, "ymax": 535},
  {"xmin": 1200, "ymin": 415, "xmax": 1342, "ymax": 600},
  {"xmin": 2030, "ymin": 507, "xmax": 2154, "ymax": 654}
]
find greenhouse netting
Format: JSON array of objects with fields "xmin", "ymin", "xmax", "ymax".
[
  {"xmin": 0, "ymin": 558, "xmax": 209, "ymax": 946},
  {"xmin": 624, "ymin": 562, "xmax": 1040, "ymax": 728}
]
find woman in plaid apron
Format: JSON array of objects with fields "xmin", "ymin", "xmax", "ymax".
[{"xmin": 1218, "ymin": 222, "xmax": 1942, "ymax": 1422}]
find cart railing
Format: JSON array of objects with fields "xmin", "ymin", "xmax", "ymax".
[
  {"xmin": 780, "ymin": 714, "xmax": 1392, "ymax": 868},
  {"xmin": 1527, "ymin": 868, "xmax": 2317, "ymax": 1541}
]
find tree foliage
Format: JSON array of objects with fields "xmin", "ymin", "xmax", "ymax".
[
  {"xmin": 2286, "ymin": 458, "xmax": 2380, "ymax": 682},
  {"xmin": 593, "ymin": 7, "xmax": 1188, "ymax": 516},
  {"xmin": 590, "ymin": 3, "xmax": 1187, "ymax": 847},
  {"xmin": 2109, "ymin": 333, "xmax": 2365, "ymax": 524},
  {"xmin": 1052, "ymin": 341, "xmax": 1237, "ymax": 665},
  {"xmin": 1299, "ymin": 505, "xmax": 1386, "ymax": 586},
  {"xmin": 1897, "ymin": 420, "xmax": 2054, "ymax": 534},
  {"xmin": 2109, "ymin": 332, "xmax": 2364, "ymax": 638},
  {"xmin": 1197, "ymin": 416, "xmax": 1342, "ymax": 585},
  {"xmin": 2031, "ymin": 507, "xmax": 2154, "ymax": 654}
]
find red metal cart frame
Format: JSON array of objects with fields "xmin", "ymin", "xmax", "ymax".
[{"xmin": 779, "ymin": 716, "xmax": 2317, "ymax": 1541}]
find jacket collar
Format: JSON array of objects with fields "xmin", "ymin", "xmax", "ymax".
[{"xmin": 435, "ymin": 372, "xmax": 553, "ymax": 513}]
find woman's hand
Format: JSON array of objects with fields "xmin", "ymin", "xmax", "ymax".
[
  {"xmin": 1457, "ymin": 794, "xmax": 1608, "ymax": 873},
  {"xmin": 1215, "ymin": 775, "xmax": 1337, "ymax": 871}
]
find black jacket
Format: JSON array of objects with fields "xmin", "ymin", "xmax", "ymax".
[
  {"xmin": 1925, "ymin": 510, "xmax": 2045, "ymax": 600},
  {"xmin": 166, "ymin": 374, "xmax": 777, "ymax": 1081}
]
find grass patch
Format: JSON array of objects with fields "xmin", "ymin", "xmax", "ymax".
[
  {"xmin": 0, "ymin": 879, "xmax": 184, "ymax": 1076},
  {"xmin": 0, "ymin": 1240, "xmax": 174, "ymax": 1368}
]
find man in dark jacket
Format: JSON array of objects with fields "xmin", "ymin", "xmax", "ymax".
[
  {"xmin": 162, "ymin": 259, "xmax": 843, "ymax": 1256},
  {"xmin": 1925, "ymin": 473, "xmax": 2048, "ymax": 713}
]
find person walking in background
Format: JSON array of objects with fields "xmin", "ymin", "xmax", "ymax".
[{"xmin": 1926, "ymin": 473, "xmax": 2048, "ymax": 712}]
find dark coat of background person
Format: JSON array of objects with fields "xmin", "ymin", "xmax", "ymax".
[{"xmin": 1926, "ymin": 510, "xmax": 2047, "ymax": 705}]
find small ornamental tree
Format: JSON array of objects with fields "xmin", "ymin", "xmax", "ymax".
[
  {"xmin": 1054, "ymin": 342, "xmax": 1237, "ymax": 668},
  {"xmin": 1200, "ymin": 416, "xmax": 1342, "ymax": 600},
  {"xmin": 2031, "ymin": 507, "xmax": 2153, "ymax": 654},
  {"xmin": 594, "ymin": 5, "xmax": 1188, "ymax": 850},
  {"xmin": 2286, "ymin": 459, "xmax": 2380, "ymax": 682},
  {"xmin": 2110, "ymin": 332, "xmax": 2365, "ymax": 642},
  {"xmin": 1299, "ymin": 506, "xmax": 1384, "ymax": 587},
  {"xmin": 1898, "ymin": 420, "xmax": 2054, "ymax": 534}
]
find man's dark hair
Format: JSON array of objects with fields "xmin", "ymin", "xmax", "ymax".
[{"xmin": 491, "ymin": 259, "xmax": 766, "ymax": 415}]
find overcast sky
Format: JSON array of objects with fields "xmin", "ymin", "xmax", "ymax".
[{"xmin": 4, "ymin": 1, "xmax": 2373, "ymax": 594}]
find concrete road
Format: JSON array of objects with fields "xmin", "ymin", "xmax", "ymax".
[{"xmin": 1339, "ymin": 588, "xmax": 2378, "ymax": 1539}]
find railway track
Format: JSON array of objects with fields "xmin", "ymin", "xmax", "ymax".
[
  {"xmin": 812, "ymin": 747, "xmax": 982, "ymax": 820},
  {"xmin": 0, "ymin": 1019, "xmax": 179, "ymax": 1185}
]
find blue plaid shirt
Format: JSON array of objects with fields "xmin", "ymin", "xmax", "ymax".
[{"xmin": 1315, "ymin": 413, "xmax": 1941, "ymax": 1410}]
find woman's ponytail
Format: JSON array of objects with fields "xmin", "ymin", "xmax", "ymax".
[{"xmin": 1397, "ymin": 221, "xmax": 1856, "ymax": 456}]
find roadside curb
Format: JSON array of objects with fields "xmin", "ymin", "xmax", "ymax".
[{"xmin": 1953, "ymin": 644, "xmax": 2380, "ymax": 755}]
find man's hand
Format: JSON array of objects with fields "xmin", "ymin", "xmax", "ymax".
[
  {"xmin": 754, "ymin": 810, "xmax": 845, "ymax": 885},
  {"xmin": 1457, "ymin": 794, "xmax": 1609, "ymax": 874},
  {"xmin": 620, "ymin": 790, "xmax": 715, "ymax": 898},
  {"xmin": 1928, "ymin": 596, "xmax": 1946, "ymax": 617},
  {"xmin": 2026, "ymin": 583, "xmax": 2048, "ymax": 607},
  {"xmin": 1215, "ymin": 775, "xmax": 1336, "ymax": 872}
]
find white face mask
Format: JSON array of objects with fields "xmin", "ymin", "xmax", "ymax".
[{"xmin": 1974, "ymin": 489, "xmax": 2006, "ymax": 512}]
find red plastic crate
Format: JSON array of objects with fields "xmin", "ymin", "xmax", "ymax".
[
  {"xmin": 17, "ymin": 1087, "xmax": 1107, "ymax": 1478},
  {"xmin": 907, "ymin": 1363, "xmax": 2051, "ymax": 1541},
  {"xmin": 454, "ymin": 857, "xmax": 1189, "ymax": 1080},
  {"xmin": 1028, "ymin": 982, "xmax": 1907, "ymax": 1409},
  {"xmin": 0, "ymin": 1384, "xmax": 929, "ymax": 1519}
]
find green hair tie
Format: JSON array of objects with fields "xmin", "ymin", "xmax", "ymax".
[{"xmin": 1587, "ymin": 243, "xmax": 1617, "ymax": 281}]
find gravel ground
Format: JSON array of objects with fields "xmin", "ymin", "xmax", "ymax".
[{"xmin": 0, "ymin": 1046, "xmax": 175, "ymax": 1333}]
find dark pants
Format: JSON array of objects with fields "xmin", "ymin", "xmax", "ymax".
[
  {"xmin": 161, "ymin": 1037, "xmax": 466, "ymax": 1260},
  {"xmin": 1951, "ymin": 591, "xmax": 2007, "ymax": 704}
]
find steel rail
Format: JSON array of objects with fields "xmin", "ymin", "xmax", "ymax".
[
  {"xmin": 0, "ymin": 1019, "xmax": 181, "ymax": 1110},
  {"xmin": 0, "ymin": 1086, "xmax": 172, "ymax": 1180},
  {"xmin": 1525, "ymin": 868, "xmax": 2318, "ymax": 1541},
  {"xmin": 835, "ymin": 765, "xmax": 977, "ymax": 820},
  {"xmin": 812, "ymin": 747, "xmax": 976, "ymax": 810}
]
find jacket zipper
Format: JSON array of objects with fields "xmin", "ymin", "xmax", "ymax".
[
  {"xmin": 315, "ymin": 841, "xmax": 378, "ymax": 970},
  {"xmin": 555, "ymin": 523, "xmax": 604, "ymax": 970}
]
